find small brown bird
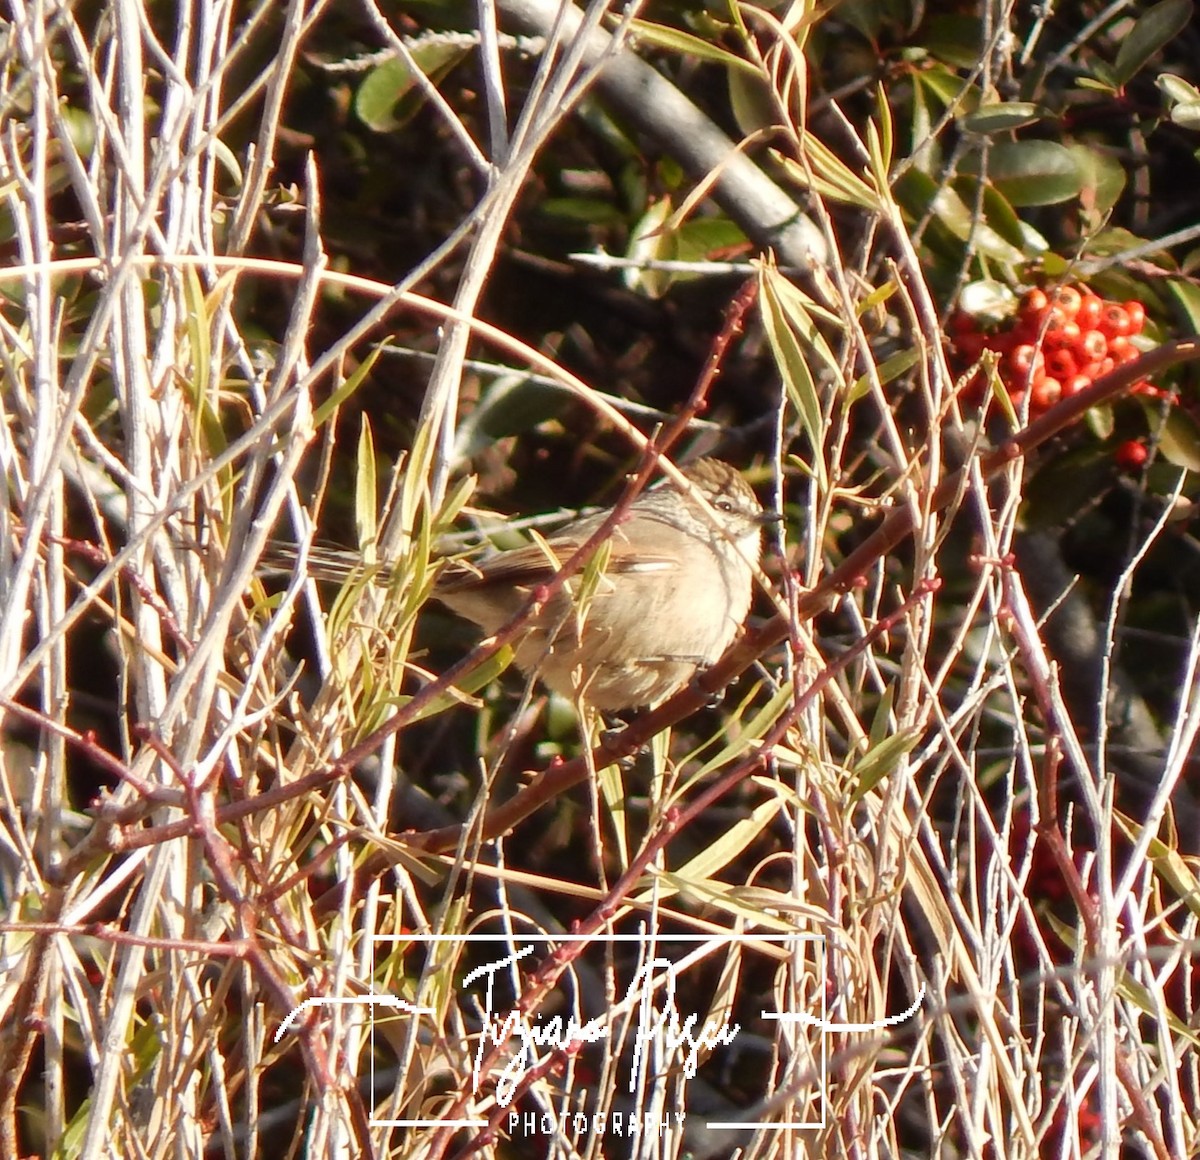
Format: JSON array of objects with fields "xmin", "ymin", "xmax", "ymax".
[
  {"xmin": 273, "ymin": 459, "xmax": 772, "ymax": 710},
  {"xmin": 434, "ymin": 459, "xmax": 770, "ymax": 709}
]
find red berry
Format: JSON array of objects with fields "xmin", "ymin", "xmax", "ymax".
[
  {"xmin": 961, "ymin": 372, "xmax": 986, "ymax": 403},
  {"xmin": 955, "ymin": 332, "xmax": 986, "ymax": 361},
  {"xmin": 1049, "ymin": 286, "xmax": 1082, "ymax": 318},
  {"xmin": 1077, "ymin": 294, "xmax": 1103, "ymax": 330},
  {"xmin": 1099, "ymin": 304, "xmax": 1132, "ymax": 338},
  {"xmin": 1007, "ymin": 343, "xmax": 1045, "ymax": 379},
  {"xmin": 1046, "ymin": 348, "xmax": 1078, "ymax": 379},
  {"xmin": 1077, "ymin": 330, "xmax": 1108, "ymax": 362},
  {"xmin": 1045, "ymin": 324, "xmax": 1083, "ymax": 353},
  {"xmin": 949, "ymin": 310, "xmax": 977, "ymax": 336},
  {"xmin": 1021, "ymin": 288, "xmax": 1049, "ymax": 315},
  {"xmin": 1064, "ymin": 374, "xmax": 1092, "ymax": 397},
  {"xmin": 1115, "ymin": 440, "xmax": 1148, "ymax": 470},
  {"xmin": 1123, "ymin": 300, "xmax": 1146, "ymax": 334},
  {"xmin": 1099, "ymin": 357, "xmax": 1115, "ymax": 376},
  {"xmin": 1032, "ymin": 376, "xmax": 1062, "ymax": 411}
]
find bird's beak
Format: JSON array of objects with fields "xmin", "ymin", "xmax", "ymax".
[{"xmin": 757, "ymin": 511, "xmax": 784, "ymax": 526}]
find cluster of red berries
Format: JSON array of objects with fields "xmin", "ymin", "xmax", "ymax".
[{"xmin": 949, "ymin": 284, "xmax": 1154, "ymax": 417}]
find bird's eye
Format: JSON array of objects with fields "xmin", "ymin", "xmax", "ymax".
[{"xmin": 715, "ymin": 499, "xmax": 734, "ymax": 512}]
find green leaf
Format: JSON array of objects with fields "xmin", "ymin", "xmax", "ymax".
[
  {"xmin": 960, "ymin": 102, "xmax": 1044, "ymax": 135},
  {"xmin": 1068, "ymin": 143, "xmax": 1127, "ymax": 222},
  {"xmin": 925, "ymin": 13, "xmax": 986, "ymax": 69},
  {"xmin": 356, "ymin": 46, "xmax": 467, "ymax": 132},
  {"xmin": 977, "ymin": 180, "xmax": 1031, "ymax": 249},
  {"xmin": 895, "ymin": 169, "xmax": 1026, "ymax": 264},
  {"xmin": 598, "ymin": 748, "xmax": 629, "ymax": 865},
  {"xmin": 851, "ymin": 347, "xmax": 920, "ymax": 400},
  {"xmin": 1112, "ymin": 0, "xmax": 1194, "ymax": 88},
  {"xmin": 388, "ymin": 644, "xmax": 517, "ymax": 725},
  {"xmin": 958, "ymin": 279, "xmax": 1017, "ymax": 322},
  {"xmin": 313, "ymin": 344, "xmax": 382, "ymax": 429},
  {"xmin": 857, "ymin": 280, "xmax": 898, "ymax": 316},
  {"xmin": 850, "ymin": 729, "xmax": 919, "ymax": 803},
  {"xmin": 628, "ymin": 19, "xmax": 759, "ymax": 75},
  {"xmin": 624, "ymin": 198, "xmax": 674, "ymax": 298},
  {"xmin": 969, "ymin": 140, "xmax": 1083, "ymax": 207},
  {"xmin": 1133, "ymin": 816, "xmax": 1200, "ymax": 920},
  {"xmin": 355, "ymin": 416, "xmax": 377, "ymax": 558},
  {"xmin": 908, "ymin": 72, "xmax": 939, "ymax": 175},
  {"xmin": 1082, "ymin": 62, "xmax": 1121, "ymax": 93},
  {"xmin": 1086, "ymin": 402, "xmax": 1115, "ymax": 442},
  {"xmin": 728, "ymin": 68, "xmax": 777, "ymax": 138},
  {"xmin": 1170, "ymin": 100, "xmax": 1200, "ymax": 130},
  {"xmin": 684, "ymin": 683, "xmax": 792, "ymax": 783},
  {"xmin": 454, "ymin": 374, "xmax": 568, "ymax": 457},
  {"xmin": 60, "ymin": 104, "xmax": 97, "ymax": 158},
  {"xmin": 759, "ymin": 266, "xmax": 843, "ymax": 482},
  {"xmin": 773, "ymin": 138, "xmax": 881, "ymax": 210},
  {"xmin": 1154, "ymin": 407, "xmax": 1200, "ymax": 471},
  {"xmin": 1157, "ymin": 71, "xmax": 1200, "ymax": 106},
  {"xmin": 638, "ymin": 798, "xmax": 783, "ymax": 900},
  {"xmin": 1023, "ymin": 446, "xmax": 1114, "ymax": 529},
  {"xmin": 671, "ymin": 217, "xmax": 746, "ymax": 262},
  {"xmin": 537, "ymin": 198, "xmax": 624, "ymax": 225},
  {"xmin": 1165, "ymin": 278, "xmax": 1200, "ymax": 332},
  {"xmin": 181, "ymin": 265, "xmax": 211, "ymax": 406},
  {"xmin": 867, "ymin": 683, "xmax": 895, "ymax": 751},
  {"xmin": 874, "ymin": 84, "xmax": 893, "ymax": 178},
  {"xmin": 916, "ymin": 62, "xmax": 976, "ymax": 109}
]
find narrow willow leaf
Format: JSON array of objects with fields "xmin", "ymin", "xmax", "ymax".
[
  {"xmin": 758, "ymin": 269, "xmax": 827, "ymax": 484},
  {"xmin": 312, "ymin": 343, "xmax": 383, "ymax": 429},
  {"xmin": 401, "ymin": 419, "xmax": 434, "ymax": 538},
  {"xmin": 182, "ymin": 266, "xmax": 210, "ymax": 404},
  {"xmin": 1130, "ymin": 817, "xmax": 1200, "ymax": 920},
  {"xmin": 628, "ymin": 19, "xmax": 759, "ymax": 75},
  {"xmin": 875, "ymin": 84, "xmax": 893, "ymax": 178},
  {"xmin": 634, "ymin": 798, "xmax": 783, "ymax": 901},
  {"xmin": 383, "ymin": 645, "xmax": 517, "ymax": 726},
  {"xmin": 685, "ymin": 682, "xmax": 793, "ymax": 785},
  {"xmin": 598, "ymin": 756, "xmax": 629, "ymax": 867},
  {"xmin": 851, "ymin": 348, "xmax": 920, "ymax": 400},
  {"xmin": 355, "ymin": 415, "xmax": 377, "ymax": 558},
  {"xmin": 850, "ymin": 729, "xmax": 919, "ymax": 803},
  {"xmin": 857, "ymin": 280, "xmax": 898, "ymax": 316},
  {"xmin": 647, "ymin": 873, "xmax": 799, "ymax": 930},
  {"xmin": 868, "ymin": 682, "xmax": 895, "ymax": 752},
  {"xmin": 774, "ymin": 139, "xmax": 880, "ymax": 210}
]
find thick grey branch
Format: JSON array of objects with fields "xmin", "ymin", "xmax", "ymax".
[{"xmin": 498, "ymin": 0, "xmax": 828, "ymax": 269}]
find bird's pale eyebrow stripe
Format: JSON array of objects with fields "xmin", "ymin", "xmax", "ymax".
[{"xmin": 612, "ymin": 559, "xmax": 677, "ymax": 573}]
